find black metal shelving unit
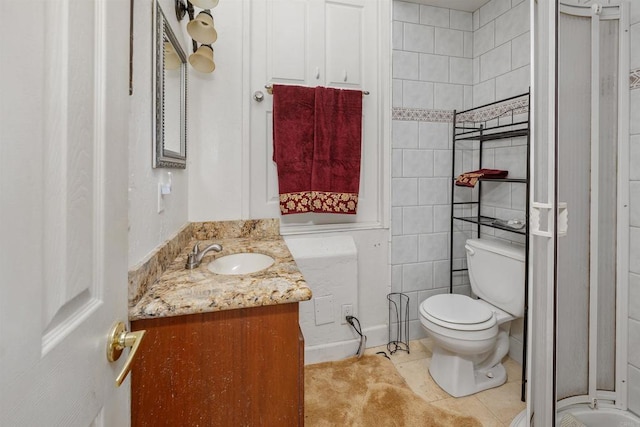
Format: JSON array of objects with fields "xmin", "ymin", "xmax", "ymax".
[{"xmin": 448, "ymin": 91, "xmax": 530, "ymax": 402}]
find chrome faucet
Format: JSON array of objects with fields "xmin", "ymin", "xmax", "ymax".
[{"xmin": 185, "ymin": 242, "xmax": 223, "ymax": 269}]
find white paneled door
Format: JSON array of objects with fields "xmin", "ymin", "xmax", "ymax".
[
  {"xmin": 0, "ymin": 0, "xmax": 130, "ymax": 425},
  {"xmin": 249, "ymin": 0, "xmax": 383, "ymax": 227}
]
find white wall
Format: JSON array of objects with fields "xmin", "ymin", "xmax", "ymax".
[
  {"xmin": 188, "ymin": 0, "xmax": 245, "ymax": 222},
  {"xmin": 128, "ymin": 0, "xmax": 189, "ymax": 267}
]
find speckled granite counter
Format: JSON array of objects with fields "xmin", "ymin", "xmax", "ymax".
[{"xmin": 129, "ymin": 220, "xmax": 311, "ymax": 321}]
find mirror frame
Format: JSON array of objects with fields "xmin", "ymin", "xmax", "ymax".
[{"xmin": 153, "ymin": 0, "xmax": 187, "ymax": 168}]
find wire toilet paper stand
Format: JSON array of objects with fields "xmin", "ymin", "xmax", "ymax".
[{"xmin": 387, "ymin": 293, "xmax": 410, "ymax": 355}]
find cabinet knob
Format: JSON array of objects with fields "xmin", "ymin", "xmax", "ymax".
[
  {"xmin": 343, "ymin": 69, "xmax": 348, "ymax": 82},
  {"xmin": 315, "ymin": 67, "xmax": 320, "ymax": 79}
]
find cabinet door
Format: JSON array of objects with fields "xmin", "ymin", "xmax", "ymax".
[{"xmin": 325, "ymin": 0, "xmax": 365, "ymax": 89}]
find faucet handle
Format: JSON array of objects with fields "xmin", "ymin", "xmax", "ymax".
[{"xmin": 192, "ymin": 242, "xmax": 201, "ymax": 254}]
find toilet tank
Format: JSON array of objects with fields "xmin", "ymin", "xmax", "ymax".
[{"xmin": 465, "ymin": 238, "xmax": 525, "ymax": 317}]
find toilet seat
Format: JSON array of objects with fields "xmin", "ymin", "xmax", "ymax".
[{"xmin": 420, "ymin": 294, "xmax": 496, "ymax": 331}]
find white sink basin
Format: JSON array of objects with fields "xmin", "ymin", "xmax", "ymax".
[{"xmin": 207, "ymin": 253, "xmax": 275, "ymax": 275}]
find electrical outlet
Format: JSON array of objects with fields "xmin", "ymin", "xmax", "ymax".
[{"xmin": 341, "ymin": 304, "xmax": 353, "ymax": 324}]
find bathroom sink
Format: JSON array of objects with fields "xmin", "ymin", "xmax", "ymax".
[{"xmin": 207, "ymin": 253, "xmax": 275, "ymax": 275}]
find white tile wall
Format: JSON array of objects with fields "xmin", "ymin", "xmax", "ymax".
[
  {"xmin": 393, "ymin": 0, "xmax": 419, "ymax": 23},
  {"xmin": 404, "ymin": 23, "xmax": 435, "ymax": 53},
  {"xmin": 480, "ymin": 42, "xmax": 512, "ymax": 81},
  {"xmin": 391, "ymin": 0, "xmax": 530, "ymax": 336},
  {"xmin": 630, "ymin": 365, "xmax": 640, "ymax": 415},
  {"xmin": 511, "ymin": 32, "xmax": 530, "ymax": 70},
  {"xmin": 479, "ymin": 0, "xmax": 511, "ymax": 27},
  {"xmin": 403, "ymin": 206, "xmax": 434, "ymax": 234},
  {"xmin": 392, "ymin": 120, "xmax": 419, "ymax": 148},
  {"xmin": 495, "ymin": 0, "xmax": 529, "ymax": 46},
  {"xmin": 631, "ymin": 273, "xmax": 640, "ymax": 321},
  {"xmin": 631, "ymin": 11, "xmax": 640, "ymax": 403},
  {"xmin": 420, "ymin": 5, "xmax": 449, "ymax": 28},
  {"xmin": 450, "ymin": 57, "xmax": 473, "ymax": 84},
  {"xmin": 435, "ymin": 27, "xmax": 464, "ymax": 57},
  {"xmin": 403, "ymin": 80, "xmax": 434, "ymax": 109},
  {"xmin": 419, "ymin": 122, "xmax": 450, "ymax": 149},
  {"xmin": 403, "ymin": 149, "xmax": 434, "ymax": 177},
  {"xmin": 434, "ymin": 83, "xmax": 464, "ymax": 110},
  {"xmin": 392, "ymin": 178, "xmax": 418, "ymax": 206},
  {"xmin": 450, "ymin": 10, "xmax": 473, "ymax": 31},
  {"xmin": 631, "ymin": 228, "xmax": 640, "ymax": 275},
  {"xmin": 474, "ymin": 22, "xmax": 495, "ymax": 57},
  {"xmin": 403, "ymin": 262, "xmax": 434, "ymax": 291},
  {"xmin": 631, "ymin": 135, "xmax": 640, "ymax": 181},
  {"xmin": 419, "ymin": 53, "xmax": 449, "ymax": 82},
  {"xmin": 629, "ymin": 318, "xmax": 640, "ymax": 368},
  {"xmin": 393, "ymin": 51, "xmax": 419, "ymax": 80}
]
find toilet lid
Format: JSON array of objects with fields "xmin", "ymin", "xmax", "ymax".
[{"xmin": 421, "ymin": 294, "xmax": 494, "ymax": 327}]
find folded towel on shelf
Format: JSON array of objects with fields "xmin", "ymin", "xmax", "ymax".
[{"xmin": 455, "ymin": 168, "xmax": 509, "ymax": 188}]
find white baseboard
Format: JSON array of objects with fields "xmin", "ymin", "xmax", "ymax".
[{"xmin": 304, "ymin": 324, "xmax": 388, "ymax": 365}]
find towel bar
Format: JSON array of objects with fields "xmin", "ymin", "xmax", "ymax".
[{"xmin": 264, "ymin": 84, "xmax": 369, "ymax": 96}]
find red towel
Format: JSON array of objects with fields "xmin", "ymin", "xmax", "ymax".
[
  {"xmin": 272, "ymin": 85, "xmax": 316, "ymax": 213},
  {"xmin": 312, "ymin": 86, "xmax": 362, "ymax": 214},
  {"xmin": 272, "ymin": 85, "xmax": 363, "ymax": 215},
  {"xmin": 455, "ymin": 168, "xmax": 509, "ymax": 187}
]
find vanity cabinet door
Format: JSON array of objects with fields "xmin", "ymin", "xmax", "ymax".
[{"xmin": 130, "ymin": 303, "xmax": 302, "ymax": 426}]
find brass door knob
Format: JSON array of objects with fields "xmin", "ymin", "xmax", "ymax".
[{"xmin": 107, "ymin": 321, "xmax": 146, "ymax": 387}]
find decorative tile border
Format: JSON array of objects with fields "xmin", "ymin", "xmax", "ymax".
[
  {"xmin": 393, "ymin": 96, "xmax": 529, "ymax": 124},
  {"xmin": 392, "ymin": 107, "xmax": 453, "ymax": 122},
  {"xmin": 457, "ymin": 97, "xmax": 529, "ymax": 123},
  {"xmin": 394, "ymin": 68, "xmax": 639, "ymax": 124},
  {"xmin": 631, "ymin": 68, "xmax": 640, "ymax": 90}
]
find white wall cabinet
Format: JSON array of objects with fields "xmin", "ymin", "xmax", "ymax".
[{"xmin": 249, "ymin": 0, "xmax": 386, "ymax": 229}]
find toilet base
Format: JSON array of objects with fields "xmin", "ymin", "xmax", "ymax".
[{"xmin": 429, "ymin": 346, "xmax": 507, "ymax": 397}]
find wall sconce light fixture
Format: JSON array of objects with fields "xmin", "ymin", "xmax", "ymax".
[{"xmin": 175, "ymin": 0, "xmax": 219, "ymax": 73}]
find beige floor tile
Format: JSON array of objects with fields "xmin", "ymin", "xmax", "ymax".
[
  {"xmin": 365, "ymin": 340, "xmax": 432, "ymax": 364},
  {"xmin": 394, "ymin": 358, "xmax": 452, "ymax": 403},
  {"xmin": 418, "ymin": 337, "xmax": 436, "ymax": 352},
  {"xmin": 430, "ymin": 395, "xmax": 504, "ymax": 427},
  {"xmin": 503, "ymin": 357, "xmax": 523, "ymax": 383},
  {"xmin": 475, "ymin": 381, "xmax": 526, "ymax": 423}
]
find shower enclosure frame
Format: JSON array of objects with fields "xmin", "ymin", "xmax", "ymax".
[
  {"xmin": 527, "ymin": 1, "xmax": 633, "ymax": 425},
  {"xmin": 529, "ymin": 1, "xmax": 632, "ymax": 425},
  {"xmin": 554, "ymin": 1, "xmax": 631, "ymax": 414}
]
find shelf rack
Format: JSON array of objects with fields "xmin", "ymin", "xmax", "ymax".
[{"xmin": 448, "ymin": 91, "xmax": 530, "ymax": 402}]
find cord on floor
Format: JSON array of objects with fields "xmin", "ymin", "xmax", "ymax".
[{"xmin": 346, "ymin": 315, "xmax": 367, "ymax": 359}]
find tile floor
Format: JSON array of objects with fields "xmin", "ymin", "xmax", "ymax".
[{"xmin": 365, "ymin": 338, "xmax": 526, "ymax": 426}]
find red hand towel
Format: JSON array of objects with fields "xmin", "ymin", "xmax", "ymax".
[
  {"xmin": 455, "ymin": 168, "xmax": 509, "ymax": 187},
  {"xmin": 272, "ymin": 84, "xmax": 316, "ymax": 214},
  {"xmin": 312, "ymin": 87, "xmax": 362, "ymax": 214}
]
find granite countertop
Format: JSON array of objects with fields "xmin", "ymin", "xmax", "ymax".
[{"xmin": 129, "ymin": 235, "xmax": 311, "ymax": 321}]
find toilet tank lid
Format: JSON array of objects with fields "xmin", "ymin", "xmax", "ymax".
[{"xmin": 466, "ymin": 238, "xmax": 525, "ymax": 261}]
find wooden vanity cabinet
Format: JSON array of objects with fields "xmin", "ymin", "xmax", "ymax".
[{"xmin": 130, "ymin": 302, "xmax": 304, "ymax": 426}]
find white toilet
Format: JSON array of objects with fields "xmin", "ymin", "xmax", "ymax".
[{"xmin": 419, "ymin": 237, "xmax": 525, "ymax": 397}]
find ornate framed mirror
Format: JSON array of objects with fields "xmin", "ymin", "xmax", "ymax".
[{"xmin": 153, "ymin": 0, "xmax": 187, "ymax": 168}]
